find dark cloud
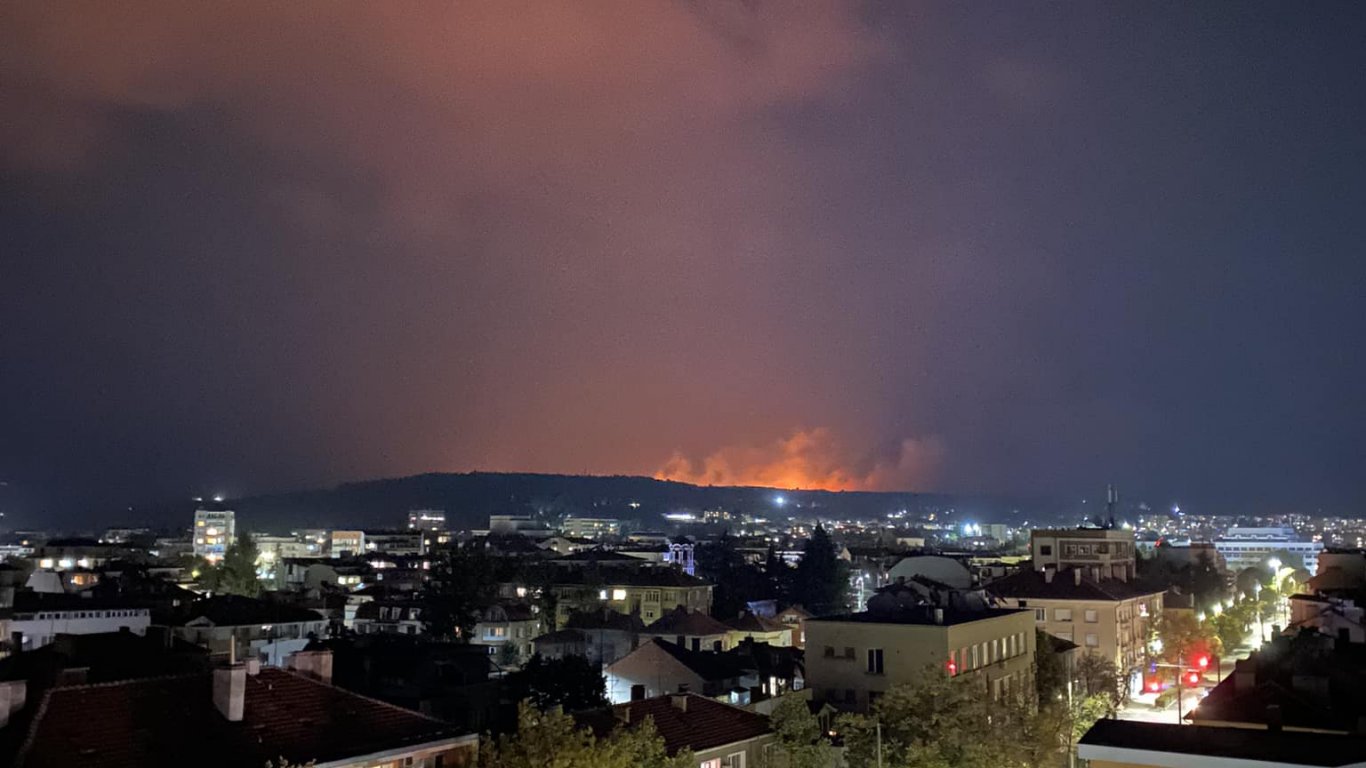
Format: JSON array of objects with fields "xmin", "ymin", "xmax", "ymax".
[{"xmin": 2, "ymin": 2, "xmax": 1365, "ymax": 523}]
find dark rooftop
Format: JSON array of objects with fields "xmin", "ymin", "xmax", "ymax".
[
  {"xmin": 576, "ymin": 694, "xmax": 771, "ymax": 755},
  {"xmin": 169, "ymin": 595, "xmax": 325, "ymax": 627},
  {"xmin": 14, "ymin": 667, "xmax": 470, "ymax": 768},
  {"xmin": 809, "ymin": 606, "xmax": 1029, "ymax": 627},
  {"xmin": 1079, "ymin": 719, "xmax": 1366, "ymax": 767},
  {"xmin": 644, "ymin": 607, "xmax": 732, "ymax": 637},
  {"xmin": 986, "ymin": 568, "xmax": 1165, "ymax": 602}
]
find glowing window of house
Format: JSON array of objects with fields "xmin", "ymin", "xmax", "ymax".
[{"xmin": 612, "ymin": 589, "xmax": 627, "ymax": 601}]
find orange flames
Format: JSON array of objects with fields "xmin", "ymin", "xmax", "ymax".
[{"xmin": 655, "ymin": 427, "xmax": 944, "ymax": 492}]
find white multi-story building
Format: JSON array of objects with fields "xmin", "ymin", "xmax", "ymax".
[
  {"xmin": 193, "ymin": 506, "xmax": 236, "ymax": 562},
  {"xmin": 1215, "ymin": 527, "xmax": 1322, "ymax": 575}
]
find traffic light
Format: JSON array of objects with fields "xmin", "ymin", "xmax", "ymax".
[
  {"xmin": 1186, "ymin": 671, "xmax": 1201, "ymax": 686},
  {"xmin": 1196, "ymin": 655, "xmax": 1210, "ymax": 669}
]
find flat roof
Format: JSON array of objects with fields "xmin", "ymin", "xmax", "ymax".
[{"xmin": 808, "ymin": 607, "xmax": 1029, "ymax": 627}]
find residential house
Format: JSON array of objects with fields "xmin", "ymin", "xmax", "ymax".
[
  {"xmin": 643, "ymin": 607, "xmax": 734, "ymax": 653},
  {"xmin": 725, "ymin": 611, "xmax": 793, "ymax": 648},
  {"xmin": 775, "ymin": 605, "xmax": 812, "ymax": 649},
  {"xmin": 578, "ymin": 693, "xmax": 774, "ymax": 768},
  {"xmin": 471, "ymin": 603, "xmax": 542, "ymax": 666},
  {"xmin": 8, "ymin": 649, "xmax": 477, "ymax": 767},
  {"xmin": 531, "ymin": 608, "xmax": 643, "ymax": 667},
  {"xmin": 159, "ymin": 595, "xmax": 328, "ymax": 665},
  {"xmin": 805, "ymin": 605, "xmax": 1036, "ymax": 713},
  {"xmin": 606, "ymin": 638, "xmax": 756, "ymax": 704},
  {"xmin": 351, "ymin": 598, "xmax": 424, "ymax": 636}
]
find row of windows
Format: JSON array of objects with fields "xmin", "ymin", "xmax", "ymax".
[
  {"xmin": 20, "ymin": 609, "xmax": 146, "ymax": 621},
  {"xmin": 1033, "ymin": 607, "xmax": 1100, "ymax": 623},
  {"xmin": 948, "ymin": 631, "xmax": 1028, "ymax": 674},
  {"xmin": 1053, "ymin": 630, "xmax": 1101, "ymax": 648}
]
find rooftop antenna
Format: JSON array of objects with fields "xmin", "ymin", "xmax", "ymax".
[{"xmin": 1106, "ymin": 484, "xmax": 1118, "ymax": 530}]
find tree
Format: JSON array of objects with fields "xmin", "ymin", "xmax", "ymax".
[
  {"xmin": 1034, "ymin": 629, "xmax": 1069, "ymax": 706},
  {"xmin": 1155, "ymin": 612, "xmax": 1221, "ymax": 667},
  {"xmin": 763, "ymin": 695, "xmax": 835, "ymax": 768},
  {"xmin": 696, "ymin": 531, "xmax": 774, "ymax": 618},
  {"xmin": 481, "ymin": 701, "xmax": 692, "ymax": 768},
  {"xmin": 421, "ymin": 544, "xmax": 499, "ymax": 641},
  {"xmin": 794, "ymin": 524, "xmax": 849, "ymax": 615},
  {"xmin": 504, "ymin": 654, "xmax": 608, "ymax": 712},
  {"xmin": 837, "ymin": 667, "xmax": 1034, "ymax": 768},
  {"xmin": 203, "ymin": 531, "xmax": 262, "ymax": 597},
  {"xmin": 1075, "ymin": 653, "xmax": 1125, "ymax": 713}
]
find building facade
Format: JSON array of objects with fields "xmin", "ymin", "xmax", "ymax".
[
  {"xmin": 989, "ymin": 567, "xmax": 1163, "ymax": 691},
  {"xmin": 1031, "ymin": 528, "xmax": 1137, "ymax": 582},
  {"xmin": 193, "ymin": 507, "xmax": 236, "ymax": 562},
  {"xmin": 1215, "ymin": 527, "xmax": 1323, "ymax": 575},
  {"xmin": 805, "ymin": 606, "xmax": 1036, "ymax": 712}
]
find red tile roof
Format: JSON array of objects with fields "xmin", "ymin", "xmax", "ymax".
[
  {"xmin": 581, "ymin": 694, "xmax": 771, "ymax": 755},
  {"xmin": 15, "ymin": 667, "xmax": 470, "ymax": 768}
]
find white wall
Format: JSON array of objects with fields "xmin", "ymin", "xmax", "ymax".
[{"xmin": 12, "ymin": 609, "xmax": 151, "ymax": 648}]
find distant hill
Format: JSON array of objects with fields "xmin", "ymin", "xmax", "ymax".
[{"xmin": 220, "ymin": 471, "xmax": 1058, "ymax": 533}]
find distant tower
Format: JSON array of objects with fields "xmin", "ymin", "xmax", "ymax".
[{"xmin": 1106, "ymin": 484, "xmax": 1118, "ymax": 529}]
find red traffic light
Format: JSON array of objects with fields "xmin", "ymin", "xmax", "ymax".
[
  {"xmin": 1196, "ymin": 656, "xmax": 1210, "ymax": 669},
  {"xmin": 1186, "ymin": 671, "xmax": 1201, "ymax": 686}
]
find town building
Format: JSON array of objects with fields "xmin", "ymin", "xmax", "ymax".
[
  {"xmin": 1030, "ymin": 527, "xmax": 1137, "ymax": 582},
  {"xmin": 486, "ymin": 515, "xmax": 553, "ymax": 539},
  {"xmin": 805, "ymin": 605, "xmax": 1036, "ymax": 712},
  {"xmin": 8, "ymin": 649, "xmax": 477, "ymax": 767},
  {"xmin": 328, "ymin": 530, "xmax": 366, "ymax": 557},
  {"xmin": 545, "ymin": 568, "xmax": 713, "ymax": 628},
  {"xmin": 363, "ymin": 530, "xmax": 425, "ymax": 555},
  {"xmin": 407, "ymin": 509, "xmax": 447, "ymax": 530},
  {"xmin": 159, "ymin": 595, "xmax": 329, "ymax": 665},
  {"xmin": 562, "ymin": 516, "xmax": 622, "ymax": 539},
  {"xmin": 8, "ymin": 592, "xmax": 151, "ymax": 650},
  {"xmin": 192, "ymin": 505, "xmax": 236, "ymax": 562},
  {"xmin": 578, "ymin": 694, "xmax": 775, "ymax": 768},
  {"xmin": 351, "ymin": 598, "xmax": 424, "ymax": 636},
  {"xmin": 988, "ymin": 566, "xmax": 1163, "ymax": 691},
  {"xmin": 1215, "ymin": 526, "xmax": 1323, "ymax": 575}
]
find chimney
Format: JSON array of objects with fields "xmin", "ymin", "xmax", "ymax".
[
  {"xmin": 934, "ymin": 608, "xmax": 945, "ymax": 625},
  {"xmin": 1044, "ymin": 570, "xmax": 1055, "ymax": 584},
  {"xmin": 287, "ymin": 649, "xmax": 333, "ymax": 685},
  {"xmin": 1074, "ymin": 569, "xmax": 1083, "ymax": 586},
  {"xmin": 213, "ymin": 664, "xmax": 246, "ymax": 722},
  {"xmin": 670, "ymin": 693, "xmax": 689, "ymax": 712},
  {"xmin": 245, "ymin": 657, "xmax": 262, "ymax": 676},
  {"xmin": 0, "ymin": 680, "xmax": 26, "ymax": 729}
]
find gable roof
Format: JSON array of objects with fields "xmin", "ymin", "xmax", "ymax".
[
  {"xmin": 15, "ymin": 668, "xmax": 470, "ymax": 768},
  {"xmin": 644, "ymin": 638, "xmax": 751, "ymax": 681},
  {"xmin": 578, "ymin": 694, "xmax": 771, "ymax": 755},
  {"xmin": 644, "ymin": 607, "xmax": 731, "ymax": 637},
  {"xmin": 725, "ymin": 611, "xmax": 788, "ymax": 634}
]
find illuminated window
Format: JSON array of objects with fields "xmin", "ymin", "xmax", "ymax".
[
  {"xmin": 612, "ymin": 589, "xmax": 627, "ymax": 601},
  {"xmin": 599, "ymin": 589, "xmax": 609, "ymax": 600}
]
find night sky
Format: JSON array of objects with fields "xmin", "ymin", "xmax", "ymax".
[{"xmin": 3, "ymin": 3, "xmax": 1365, "ymax": 525}]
